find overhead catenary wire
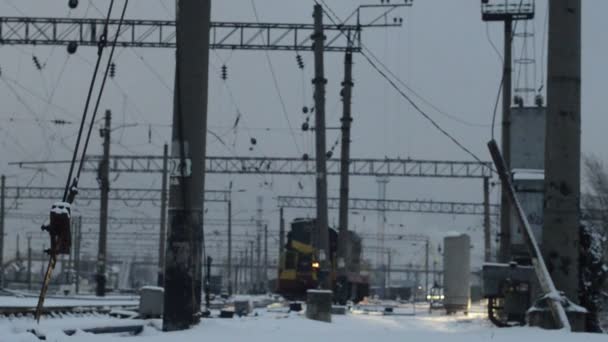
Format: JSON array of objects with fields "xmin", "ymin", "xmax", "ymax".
[
  {"xmin": 315, "ymin": 1, "xmax": 491, "ymax": 167},
  {"xmin": 74, "ymin": 0, "xmax": 130, "ymax": 192},
  {"xmin": 62, "ymin": 0, "xmax": 118, "ymax": 201},
  {"xmin": 250, "ymin": 0, "xmax": 302, "ymax": 155}
]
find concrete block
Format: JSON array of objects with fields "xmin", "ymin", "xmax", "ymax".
[
  {"xmin": 306, "ymin": 289, "xmax": 332, "ymax": 323},
  {"xmin": 139, "ymin": 286, "xmax": 164, "ymax": 318},
  {"xmin": 234, "ymin": 300, "xmax": 251, "ymax": 316},
  {"xmin": 289, "ymin": 302, "xmax": 303, "ymax": 312},
  {"xmin": 331, "ymin": 306, "xmax": 346, "ymax": 315}
]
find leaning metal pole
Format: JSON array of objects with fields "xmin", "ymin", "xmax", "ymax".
[{"xmin": 488, "ymin": 140, "xmax": 571, "ymax": 331}]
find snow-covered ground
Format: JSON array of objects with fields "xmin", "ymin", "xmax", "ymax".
[{"xmin": 1, "ymin": 303, "xmax": 606, "ymax": 342}]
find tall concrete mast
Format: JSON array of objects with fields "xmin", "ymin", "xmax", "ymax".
[
  {"xmin": 163, "ymin": 0, "xmax": 211, "ymax": 331},
  {"xmin": 543, "ymin": 0, "xmax": 581, "ymax": 303}
]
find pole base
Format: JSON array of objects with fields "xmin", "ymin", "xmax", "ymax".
[{"xmin": 527, "ymin": 293, "xmax": 587, "ymax": 331}]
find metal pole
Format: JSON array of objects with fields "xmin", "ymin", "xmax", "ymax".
[
  {"xmin": 499, "ymin": 18, "xmax": 513, "ymax": 263},
  {"xmin": 249, "ymin": 241, "xmax": 254, "ymax": 293},
  {"xmin": 75, "ymin": 216, "xmax": 81, "ymax": 294},
  {"xmin": 227, "ymin": 193, "xmax": 232, "ymax": 295},
  {"xmin": 387, "ymin": 250, "xmax": 391, "ymax": 293},
  {"xmin": 312, "ymin": 4, "xmax": 331, "ymax": 290},
  {"xmin": 256, "ymin": 233, "xmax": 261, "ymax": 293},
  {"xmin": 157, "ymin": 143, "xmax": 168, "ymax": 286},
  {"xmin": 543, "ymin": 0, "xmax": 581, "ymax": 303},
  {"xmin": 338, "ymin": 45, "xmax": 353, "ymax": 272},
  {"xmin": 0, "ymin": 175, "xmax": 4, "ymax": 289},
  {"xmin": 263, "ymin": 224, "xmax": 268, "ymax": 293},
  {"xmin": 67, "ymin": 221, "xmax": 73, "ymax": 284},
  {"xmin": 16, "ymin": 234, "xmax": 20, "ymax": 260},
  {"xmin": 96, "ymin": 110, "xmax": 111, "ymax": 297},
  {"xmin": 424, "ymin": 239, "xmax": 429, "ymax": 301},
  {"xmin": 483, "ymin": 177, "xmax": 491, "ymax": 262},
  {"xmin": 256, "ymin": 196, "xmax": 262, "ymax": 293},
  {"xmin": 163, "ymin": 0, "xmax": 211, "ymax": 331},
  {"xmin": 27, "ymin": 235, "xmax": 32, "ymax": 291},
  {"xmin": 278, "ymin": 207, "xmax": 285, "ymax": 284}
]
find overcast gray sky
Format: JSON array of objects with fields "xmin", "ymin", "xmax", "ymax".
[{"xmin": 0, "ymin": 0, "xmax": 606, "ymax": 272}]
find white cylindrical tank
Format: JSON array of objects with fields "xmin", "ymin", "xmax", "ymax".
[{"xmin": 443, "ymin": 233, "xmax": 471, "ymax": 314}]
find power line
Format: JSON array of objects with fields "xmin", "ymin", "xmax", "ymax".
[
  {"xmin": 250, "ymin": 0, "xmax": 302, "ymax": 154},
  {"xmin": 316, "ymin": 1, "xmax": 491, "ymax": 167}
]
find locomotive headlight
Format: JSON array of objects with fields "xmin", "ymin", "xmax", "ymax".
[{"xmin": 312, "ymin": 261, "xmax": 320, "ymax": 269}]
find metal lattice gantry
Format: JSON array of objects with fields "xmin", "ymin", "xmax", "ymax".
[
  {"xmin": 11, "ymin": 156, "xmax": 493, "ymax": 179},
  {"xmin": 481, "ymin": 0, "xmax": 535, "ymax": 21},
  {"xmin": 277, "ymin": 195, "xmax": 500, "ymax": 216},
  {"xmin": 0, "ymin": 17, "xmax": 365, "ymax": 52},
  {"xmin": 4, "ymin": 212, "xmax": 259, "ymax": 227},
  {"xmin": 4, "ymin": 186, "xmax": 229, "ymax": 203}
]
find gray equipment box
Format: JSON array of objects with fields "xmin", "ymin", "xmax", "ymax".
[
  {"xmin": 482, "ymin": 263, "xmax": 537, "ymax": 298},
  {"xmin": 139, "ymin": 286, "xmax": 164, "ymax": 318}
]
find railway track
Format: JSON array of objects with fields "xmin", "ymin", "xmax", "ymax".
[{"xmin": 0, "ymin": 303, "xmax": 138, "ymax": 318}]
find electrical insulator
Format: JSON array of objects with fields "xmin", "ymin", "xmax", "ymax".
[
  {"xmin": 250, "ymin": 137, "xmax": 257, "ymax": 145},
  {"xmin": 301, "ymin": 122, "xmax": 309, "ymax": 131},
  {"xmin": 302, "ymin": 106, "xmax": 309, "ymax": 114},
  {"xmin": 326, "ymin": 151, "xmax": 333, "ymax": 159},
  {"xmin": 302, "ymin": 153, "xmax": 309, "ymax": 161},
  {"xmin": 296, "ymin": 54, "xmax": 304, "ymax": 69},
  {"xmin": 109, "ymin": 62, "xmax": 116, "ymax": 78},
  {"xmin": 67, "ymin": 41, "xmax": 78, "ymax": 54},
  {"xmin": 32, "ymin": 56, "xmax": 42, "ymax": 70},
  {"xmin": 221, "ymin": 64, "xmax": 228, "ymax": 80},
  {"xmin": 68, "ymin": 0, "xmax": 78, "ymax": 9}
]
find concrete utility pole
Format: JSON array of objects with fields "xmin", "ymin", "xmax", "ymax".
[
  {"xmin": 15, "ymin": 234, "xmax": 20, "ymax": 261},
  {"xmin": 0, "ymin": 174, "xmax": 4, "ymax": 289},
  {"xmin": 425, "ymin": 239, "xmax": 429, "ymax": 300},
  {"xmin": 96, "ymin": 110, "xmax": 111, "ymax": 297},
  {"xmin": 227, "ymin": 191, "xmax": 232, "ymax": 295},
  {"xmin": 27, "ymin": 235, "xmax": 32, "ymax": 290},
  {"xmin": 278, "ymin": 207, "xmax": 285, "ymax": 284},
  {"xmin": 263, "ymin": 224, "xmax": 268, "ymax": 293},
  {"xmin": 163, "ymin": 0, "xmax": 211, "ymax": 331},
  {"xmin": 312, "ymin": 4, "xmax": 331, "ymax": 290},
  {"xmin": 499, "ymin": 18, "xmax": 513, "ymax": 263},
  {"xmin": 483, "ymin": 177, "xmax": 491, "ymax": 262},
  {"xmin": 157, "ymin": 143, "xmax": 168, "ymax": 286},
  {"xmin": 543, "ymin": 0, "xmax": 581, "ymax": 303},
  {"xmin": 256, "ymin": 196, "xmax": 262, "ymax": 293},
  {"xmin": 74, "ymin": 216, "xmax": 81, "ymax": 294},
  {"xmin": 338, "ymin": 45, "xmax": 353, "ymax": 273},
  {"xmin": 249, "ymin": 241, "xmax": 254, "ymax": 293}
]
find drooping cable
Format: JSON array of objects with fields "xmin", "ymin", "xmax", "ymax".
[
  {"xmin": 74, "ymin": 1, "xmax": 130, "ymax": 185},
  {"xmin": 316, "ymin": 1, "xmax": 491, "ymax": 167},
  {"xmin": 62, "ymin": 0, "xmax": 117, "ymax": 201}
]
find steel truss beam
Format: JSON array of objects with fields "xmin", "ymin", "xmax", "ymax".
[
  {"xmin": 277, "ymin": 195, "xmax": 604, "ymax": 221},
  {"xmin": 0, "ymin": 17, "xmax": 363, "ymax": 52},
  {"xmin": 277, "ymin": 195, "xmax": 500, "ymax": 216},
  {"xmin": 4, "ymin": 212, "xmax": 257, "ymax": 226},
  {"xmin": 4, "ymin": 186, "xmax": 229, "ymax": 203},
  {"xmin": 11, "ymin": 156, "xmax": 493, "ymax": 178}
]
